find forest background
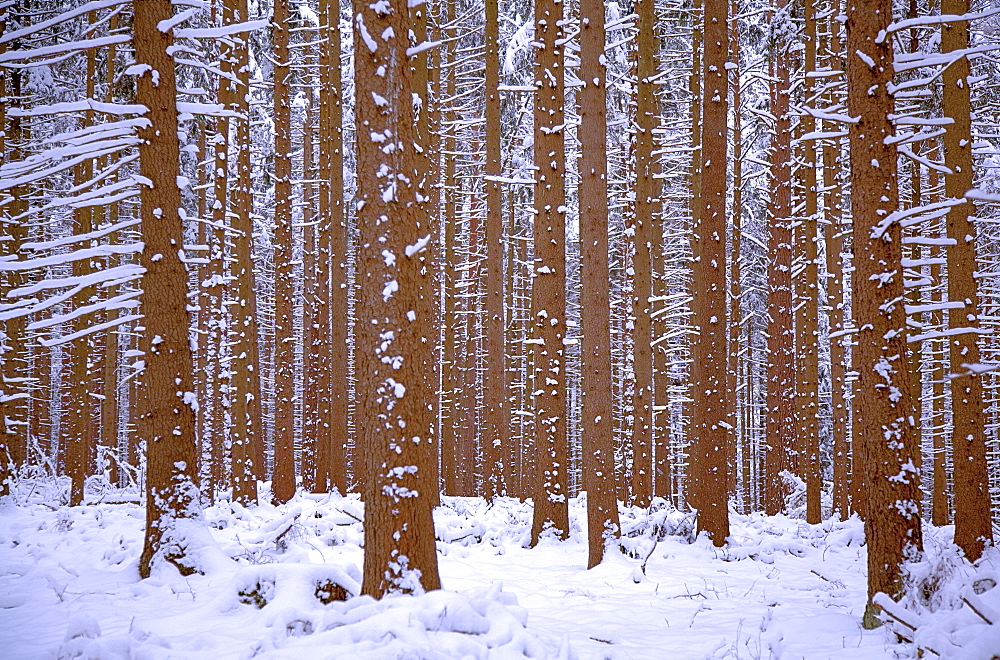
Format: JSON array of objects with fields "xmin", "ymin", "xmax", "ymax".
[{"xmin": 2, "ymin": 0, "xmax": 1000, "ymax": 643}]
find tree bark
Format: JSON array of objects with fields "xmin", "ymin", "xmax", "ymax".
[
  {"xmin": 354, "ymin": 0, "xmax": 442, "ymax": 596},
  {"xmin": 136, "ymin": 0, "xmax": 204, "ymax": 578},
  {"xmin": 941, "ymin": 0, "xmax": 992, "ymax": 562},
  {"xmin": 271, "ymin": 0, "xmax": 296, "ymax": 505},
  {"xmin": 580, "ymin": 0, "xmax": 621, "ymax": 568},
  {"xmin": 846, "ymin": 0, "xmax": 924, "ymax": 627},
  {"xmin": 765, "ymin": 2, "xmax": 795, "ymax": 516},
  {"xmin": 689, "ymin": 0, "xmax": 731, "ymax": 546},
  {"xmin": 530, "ymin": 0, "xmax": 570, "ymax": 542}
]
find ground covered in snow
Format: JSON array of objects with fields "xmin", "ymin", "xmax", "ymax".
[{"xmin": 1, "ymin": 488, "xmax": 997, "ymax": 659}]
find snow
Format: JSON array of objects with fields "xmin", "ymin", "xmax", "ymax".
[{"xmin": 3, "ymin": 489, "xmax": 988, "ymax": 659}]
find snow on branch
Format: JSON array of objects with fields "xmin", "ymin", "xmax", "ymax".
[
  {"xmin": 0, "ymin": 243, "xmax": 143, "ymax": 273},
  {"xmin": 0, "ymin": 0, "xmax": 128, "ymax": 45},
  {"xmin": 39, "ymin": 313, "xmax": 143, "ymax": 348},
  {"xmin": 894, "ymin": 43, "xmax": 1000, "ymax": 73},
  {"xmin": 907, "ymin": 327, "xmax": 987, "ymax": 343},
  {"xmin": 6, "ymin": 100, "xmax": 144, "ymax": 118},
  {"xmin": 0, "ymin": 34, "xmax": 130, "ymax": 64},
  {"xmin": 174, "ymin": 19, "xmax": 269, "ymax": 40},
  {"xmin": 28, "ymin": 290, "xmax": 141, "ymax": 332},
  {"xmin": 871, "ymin": 198, "xmax": 964, "ymax": 239},
  {"xmin": 6, "ymin": 264, "xmax": 145, "ymax": 300},
  {"xmin": 967, "ymin": 189, "xmax": 1000, "ymax": 203},
  {"xmin": 885, "ymin": 8, "xmax": 1000, "ymax": 34},
  {"xmin": 0, "ymin": 137, "xmax": 140, "ymax": 191}
]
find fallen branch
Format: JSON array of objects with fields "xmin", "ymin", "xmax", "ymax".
[{"xmin": 961, "ymin": 596, "xmax": 996, "ymax": 626}]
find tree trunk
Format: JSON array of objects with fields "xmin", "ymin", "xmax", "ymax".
[
  {"xmin": 229, "ymin": 0, "xmax": 263, "ymax": 505},
  {"xmin": 630, "ymin": 0, "xmax": 660, "ymax": 509},
  {"xmin": 271, "ymin": 0, "xmax": 296, "ymax": 505},
  {"xmin": 530, "ymin": 0, "xmax": 570, "ymax": 542},
  {"xmin": 354, "ymin": 0, "xmax": 442, "ymax": 596},
  {"xmin": 136, "ymin": 0, "xmax": 204, "ymax": 578},
  {"xmin": 580, "ymin": 0, "xmax": 621, "ymax": 567},
  {"xmin": 689, "ymin": 0, "xmax": 731, "ymax": 546},
  {"xmin": 941, "ymin": 0, "xmax": 992, "ymax": 562},
  {"xmin": 846, "ymin": 0, "xmax": 924, "ymax": 627},
  {"xmin": 483, "ymin": 0, "xmax": 505, "ymax": 500},
  {"xmin": 765, "ymin": 3, "xmax": 795, "ymax": 516},
  {"xmin": 799, "ymin": 0, "xmax": 821, "ymax": 524}
]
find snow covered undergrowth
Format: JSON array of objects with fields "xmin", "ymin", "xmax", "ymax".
[{"xmin": 0, "ymin": 490, "xmax": 991, "ymax": 659}]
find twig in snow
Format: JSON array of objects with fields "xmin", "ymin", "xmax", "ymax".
[{"xmin": 961, "ymin": 596, "xmax": 995, "ymax": 626}]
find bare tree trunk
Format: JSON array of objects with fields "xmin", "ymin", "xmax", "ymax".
[
  {"xmin": 353, "ymin": 0, "xmax": 441, "ymax": 596},
  {"xmin": 580, "ymin": 0, "xmax": 621, "ymax": 567},
  {"xmin": 136, "ymin": 0, "xmax": 204, "ymax": 578},
  {"xmin": 630, "ymin": 0, "xmax": 660, "ymax": 509},
  {"xmin": 483, "ymin": 0, "xmax": 505, "ymax": 500},
  {"xmin": 689, "ymin": 0, "xmax": 731, "ymax": 545},
  {"xmin": 530, "ymin": 0, "xmax": 570, "ymax": 542},
  {"xmin": 846, "ymin": 0, "xmax": 924, "ymax": 627},
  {"xmin": 409, "ymin": 0, "xmax": 440, "ymax": 505},
  {"xmin": 765, "ymin": 4, "xmax": 795, "ymax": 516},
  {"xmin": 271, "ymin": 0, "xmax": 296, "ymax": 505},
  {"xmin": 229, "ymin": 0, "xmax": 263, "ymax": 505},
  {"xmin": 65, "ymin": 41, "xmax": 99, "ymax": 506},
  {"xmin": 941, "ymin": 0, "xmax": 992, "ymax": 562},
  {"xmin": 799, "ymin": 0, "xmax": 821, "ymax": 524},
  {"xmin": 1, "ymin": 22, "xmax": 28, "ymax": 495}
]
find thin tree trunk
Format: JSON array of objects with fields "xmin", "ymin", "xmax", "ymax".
[
  {"xmin": 229, "ymin": 0, "xmax": 263, "ymax": 506},
  {"xmin": 271, "ymin": 0, "xmax": 296, "ymax": 505},
  {"xmin": 800, "ymin": 0, "xmax": 821, "ymax": 524},
  {"xmin": 630, "ymin": 0, "xmax": 660, "ymax": 509},
  {"xmin": 483, "ymin": 0, "xmax": 505, "ymax": 500},
  {"xmin": 765, "ymin": 3, "xmax": 795, "ymax": 516}
]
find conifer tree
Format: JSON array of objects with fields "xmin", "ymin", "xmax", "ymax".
[
  {"xmin": 846, "ymin": 0, "xmax": 924, "ymax": 627},
  {"xmin": 530, "ymin": 0, "xmax": 570, "ymax": 542},
  {"xmin": 941, "ymin": 0, "xmax": 992, "ymax": 562},
  {"xmin": 354, "ymin": 0, "xmax": 442, "ymax": 596},
  {"xmin": 136, "ymin": 0, "xmax": 204, "ymax": 578},
  {"xmin": 688, "ymin": 0, "xmax": 732, "ymax": 545},
  {"xmin": 579, "ymin": 0, "xmax": 621, "ymax": 567}
]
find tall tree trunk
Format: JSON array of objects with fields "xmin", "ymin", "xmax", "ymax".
[
  {"xmin": 729, "ymin": 7, "xmax": 747, "ymax": 512},
  {"xmin": 689, "ymin": 0, "xmax": 731, "ymax": 545},
  {"xmin": 530, "ymin": 0, "xmax": 570, "ymax": 542},
  {"xmin": 580, "ymin": 0, "xmax": 621, "ymax": 567},
  {"xmin": 316, "ymin": 0, "xmax": 348, "ymax": 494},
  {"xmin": 799, "ymin": 0, "xmax": 821, "ymax": 524},
  {"xmin": 765, "ymin": 3, "xmax": 795, "ymax": 516},
  {"xmin": 846, "ymin": 0, "xmax": 924, "ymax": 627},
  {"xmin": 409, "ymin": 0, "xmax": 440, "ymax": 504},
  {"xmin": 941, "ymin": 0, "xmax": 992, "ymax": 562},
  {"xmin": 354, "ymin": 0, "xmax": 442, "ymax": 596},
  {"xmin": 136, "ymin": 0, "xmax": 204, "ymax": 578},
  {"xmin": 0, "ymin": 22, "xmax": 28, "ymax": 495},
  {"xmin": 483, "ymin": 0, "xmax": 505, "ymax": 500},
  {"xmin": 65, "ymin": 40, "xmax": 99, "ymax": 506},
  {"xmin": 630, "ymin": 0, "xmax": 660, "ymax": 509},
  {"xmin": 271, "ymin": 0, "xmax": 296, "ymax": 505},
  {"xmin": 229, "ymin": 0, "xmax": 263, "ymax": 505}
]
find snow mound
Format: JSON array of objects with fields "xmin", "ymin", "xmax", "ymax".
[{"xmin": 877, "ymin": 526, "xmax": 1000, "ymax": 658}]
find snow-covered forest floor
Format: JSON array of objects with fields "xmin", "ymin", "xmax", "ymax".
[{"xmin": 1, "ymin": 485, "xmax": 997, "ymax": 659}]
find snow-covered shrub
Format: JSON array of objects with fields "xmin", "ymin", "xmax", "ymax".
[{"xmin": 877, "ymin": 527, "xmax": 1000, "ymax": 658}]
